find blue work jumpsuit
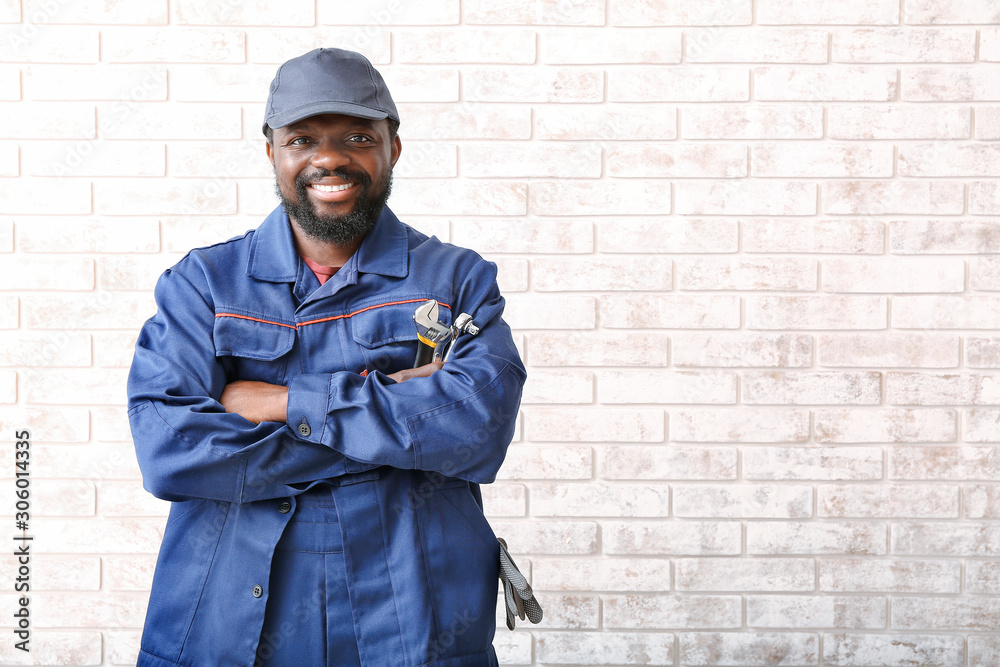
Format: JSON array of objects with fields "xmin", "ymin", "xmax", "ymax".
[{"xmin": 127, "ymin": 205, "xmax": 526, "ymax": 666}]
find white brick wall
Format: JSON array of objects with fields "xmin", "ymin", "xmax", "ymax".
[{"xmin": 2, "ymin": 1, "xmax": 999, "ymax": 664}]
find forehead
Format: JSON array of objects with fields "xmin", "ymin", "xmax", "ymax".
[{"xmin": 277, "ymin": 113, "xmax": 386, "ymax": 134}]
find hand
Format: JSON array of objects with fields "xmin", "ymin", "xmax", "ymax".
[
  {"xmin": 219, "ymin": 380, "xmax": 289, "ymax": 424},
  {"xmin": 388, "ymin": 361, "xmax": 444, "ymax": 384}
]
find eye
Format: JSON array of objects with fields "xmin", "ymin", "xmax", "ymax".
[
  {"xmin": 348, "ymin": 134, "xmax": 374, "ymax": 144},
  {"xmin": 287, "ymin": 136, "xmax": 312, "ymax": 146}
]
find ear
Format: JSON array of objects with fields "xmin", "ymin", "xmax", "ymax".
[
  {"xmin": 390, "ymin": 135, "xmax": 402, "ymax": 169},
  {"xmin": 265, "ymin": 139, "xmax": 274, "ymax": 166}
]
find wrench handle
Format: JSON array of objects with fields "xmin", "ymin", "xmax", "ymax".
[{"xmin": 414, "ymin": 340, "xmax": 436, "ymax": 367}]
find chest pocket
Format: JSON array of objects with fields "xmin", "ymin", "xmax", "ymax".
[
  {"xmin": 350, "ymin": 301, "xmax": 448, "ymax": 376},
  {"xmin": 213, "ymin": 312, "xmax": 296, "ymax": 384}
]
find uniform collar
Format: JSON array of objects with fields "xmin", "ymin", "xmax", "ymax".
[{"xmin": 247, "ymin": 205, "xmax": 409, "ymax": 282}]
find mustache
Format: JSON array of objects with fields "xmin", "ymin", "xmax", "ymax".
[{"xmin": 296, "ymin": 168, "xmax": 372, "ymax": 189}]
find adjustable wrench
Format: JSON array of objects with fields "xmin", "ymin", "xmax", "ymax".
[{"xmin": 412, "ymin": 299, "xmax": 479, "ymax": 367}]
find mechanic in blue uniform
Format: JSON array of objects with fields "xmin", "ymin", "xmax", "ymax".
[{"xmin": 127, "ymin": 48, "xmax": 525, "ymax": 666}]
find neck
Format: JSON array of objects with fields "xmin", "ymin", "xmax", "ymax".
[{"xmin": 289, "ymin": 220, "xmax": 364, "ymax": 267}]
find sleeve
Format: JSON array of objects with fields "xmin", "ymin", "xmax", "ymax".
[
  {"xmin": 127, "ymin": 266, "xmax": 360, "ymax": 504},
  {"xmin": 285, "ymin": 256, "xmax": 526, "ymax": 485}
]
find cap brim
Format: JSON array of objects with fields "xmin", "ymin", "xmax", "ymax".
[{"xmin": 263, "ymin": 101, "xmax": 391, "ymax": 133}]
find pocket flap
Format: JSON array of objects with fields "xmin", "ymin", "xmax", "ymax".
[
  {"xmin": 213, "ymin": 311, "xmax": 296, "ymax": 360},
  {"xmin": 350, "ymin": 300, "xmax": 445, "ymax": 349}
]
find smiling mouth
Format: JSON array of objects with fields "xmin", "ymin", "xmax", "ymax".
[{"xmin": 310, "ymin": 183, "xmax": 355, "ymax": 193}]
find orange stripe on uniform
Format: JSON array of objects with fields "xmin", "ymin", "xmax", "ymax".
[
  {"xmin": 214, "ymin": 313, "xmax": 297, "ymax": 330},
  {"xmin": 297, "ymin": 299, "xmax": 451, "ymax": 328}
]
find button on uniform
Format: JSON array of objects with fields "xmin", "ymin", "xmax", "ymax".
[
  {"xmin": 252, "ymin": 585, "xmax": 263, "ymax": 598},
  {"xmin": 278, "ymin": 502, "xmax": 291, "ymax": 514},
  {"xmin": 298, "ymin": 423, "xmax": 311, "ymax": 437}
]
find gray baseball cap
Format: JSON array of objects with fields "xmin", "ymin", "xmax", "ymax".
[{"xmin": 262, "ymin": 47, "xmax": 399, "ymax": 135}]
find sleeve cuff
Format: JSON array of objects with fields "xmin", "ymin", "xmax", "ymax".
[{"xmin": 285, "ymin": 373, "xmax": 333, "ymax": 444}]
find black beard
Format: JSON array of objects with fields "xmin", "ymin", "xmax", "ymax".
[{"xmin": 276, "ymin": 166, "xmax": 392, "ymax": 246}]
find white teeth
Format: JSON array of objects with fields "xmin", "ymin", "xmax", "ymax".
[{"xmin": 311, "ymin": 183, "xmax": 354, "ymax": 193}]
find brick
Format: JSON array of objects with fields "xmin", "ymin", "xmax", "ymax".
[
  {"xmin": 759, "ymin": 0, "xmax": 898, "ymax": 24},
  {"xmin": 490, "ymin": 258, "xmax": 528, "ymax": 293},
  {"xmin": 683, "ymin": 104, "xmax": 822, "ymax": 140},
  {"xmin": 97, "ymin": 481, "xmax": 168, "ymax": 518},
  {"xmin": 600, "ymin": 219, "xmax": 737, "ymax": 253},
  {"xmin": 0, "ymin": 408, "xmax": 89, "ymax": 443},
  {"xmin": 493, "ymin": 633, "xmax": 531, "ymax": 666},
  {"xmin": 25, "ymin": 64, "xmax": 166, "ymax": 101},
  {"xmin": 677, "ymin": 557, "xmax": 814, "ymax": 592},
  {"xmin": 24, "ymin": 294, "xmax": 154, "ymax": 330},
  {"xmin": 0, "ymin": 143, "xmax": 16, "ymax": 176},
  {"xmin": 609, "ymin": 67, "xmax": 749, "ymax": 101},
  {"xmin": 602, "ymin": 445, "xmax": 737, "ymax": 481},
  {"xmin": 677, "ymin": 181, "xmax": 817, "ymax": 215},
  {"xmin": 453, "ymin": 220, "xmax": 591, "ymax": 254},
  {"xmin": 971, "ymin": 181, "xmax": 1000, "ymax": 215},
  {"xmin": 532, "ymin": 482, "xmax": 670, "ymax": 517},
  {"xmin": 687, "ymin": 28, "xmax": 828, "ymax": 63},
  {"xmin": 544, "ymin": 28, "xmax": 681, "ymax": 63},
  {"xmin": 535, "ymin": 104, "xmax": 678, "ymax": 140},
  {"xmin": 0, "ymin": 65, "xmax": 17, "ymax": 100},
  {"xmin": 825, "ymin": 257, "xmax": 963, "ymax": 293},
  {"xmin": 169, "ymin": 140, "xmax": 271, "ymax": 178},
  {"xmin": 0, "ymin": 370, "xmax": 13, "ymax": 403},
  {"xmin": 102, "ymin": 28, "xmax": 244, "ymax": 63},
  {"xmin": 887, "ymin": 372, "xmax": 1000, "ymax": 405},
  {"xmin": 819, "ymin": 332, "xmax": 959, "ymax": 368},
  {"xmin": 744, "ymin": 371, "xmax": 880, "ymax": 405},
  {"xmin": 520, "ymin": 594, "xmax": 598, "ymax": 628},
  {"xmin": 533, "ymin": 557, "xmax": 669, "ymax": 592},
  {"xmin": 608, "ymin": 143, "xmax": 746, "ymax": 178},
  {"xmin": 904, "ymin": 66, "xmax": 1000, "ymax": 101},
  {"xmin": 599, "ymin": 370, "xmax": 736, "ymax": 405},
  {"xmin": 374, "ymin": 67, "xmax": 459, "ymax": 103},
  {"xmin": 0, "ymin": 332, "xmax": 90, "ymax": 368},
  {"xmin": 94, "ymin": 178, "xmax": 235, "ymax": 216},
  {"xmin": 900, "ymin": 142, "xmax": 1000, "ymax": 176},
  {"xmin": 605, "ymin": 521, "xmax": 741, "ymax": 556},
  {"xmin": 601, "ymin": 295, "xmax": 741, "ymax": 329},
  {"xmin": 99, "ymin": 256, "xmax": 176, "ymax": 292},
  {"xmin": 904, "ymin": 0, "xmax": 1000, "ymax": 24},
  {"xmin": 834, "ymin": 28, "xmax": 975, "ymax": 62},
  {"xmin": 672, "ymin": 333, "xmax": 813, "ymax": 368},
  {"xmin": 318, "ymin": 0, "xmax": 458, "ymax": 25},
  {"xmin": 13, "ymin": 592, "xmax": 147, "ymax": 628},
  {"xmin": 526, "ymin": 332, "xmax": 667, "ymax": 367},
  {"xmin": 971, "ymin": 257, "xmax": 1000, "ymax": 290},
  {"xmin": 0, "ymin": 257, "xmax": 93, "ymax": 291},
  {"xmin": 820, "ymin": 484, "xmax": 958, "ymax": 518},
  {"xmin": 893, "ymin": 522, "xmax": 1000, "ymax": 556},
  {"xmin": 611, "ymin": 0, "xmax": 751, "ymax": 25},
  {"xmin": 678, "ymin": 257, "xmax": 816, "ymax": 290},
  {"xmin": 984, "ymin": 27, "xmax": 1000, "ymax": 61},
  {"xmin": 25, "ymin": 140, "xmax": 164, "ymax": 177},
  {"xmin": 466, "ymin": 66, "xmax": 601, "ymax": 103},
  {"xmin": 526, "ymin": 407, "xmax": 663, "ymax": 442},
  {"xmin": 26, "ymin": 0, "xmax": 165, "ymax": 23},
  {"xmin": 0, "ymin": 0, "xmax": 16, "ymax": 21},
  {"xmin": 23, "ymin": 369, "xmax": 129, "ymax": 405},
  {"xmin": 894, "ymin": 296, "xmax": 1000, "ymax": 329},
  {"xmin": 239, "ymin": 179, "xmax": 280, "ymax": 216},
  {"xmin": 397, "ymin": 104, "xmax": 531, "ymax": 140},
  {"xmin": 29, "ymin": 480, "xmax": 95, "ymax": 516},
  {"xmin": 964, "ymin": 408, "xmax": 1000, "ymax": 442},
  {"xmin": 893, "ymin": 597, "xmax": 1000, "ymax": 631},
  {"xmin": 534, "ymin": 257, "xmax": 671, "ymax": 291},
  {"xmin": 0, "ymin": 296, "xmax": 15, "ymax": 329},
  {"xmin": 32, "ymin": 518, "xmax": 163, "ymax": 554},
  {"xmin": 748, "ymin": 521, "xmax": 887, "ymax": 555},
  {"xmin": 487, "ymin": 520, "xmax": 596, "ymax": 554},
  {"xmin": 605, "ymin": 595, "xmax": 742, "ymax": 629},
  {"xmin": 463, "ymin": 141, "xmax": 601, "ymax": 178},
  {"xmin": 481, "ymin": 484, "xmax": 526, "ymax": 517},
  {"xmin": 673, "ymin": 408, "xmax": 809, "ymax": 443},
  {"xmin": 103, "ymin": 556, "xmax": 157, "ymax": 593},
  {"xmin": 976, "ymin": 107, "xmax": 1000, "ymax": 139},
  {"xmin": 1, "ymin": 179, "xmax": 91, "ymax": 215},
  {"xmin": 819, "ymin": 558, "xmax": 961, "ymax": 593},
  {"xmin": 532, "ymin": 180, "xmax": 672, "ymax": 216},
  {"xmin": 396, "ymin": 29, "xmax": 534, "ymax": 63},
  {"xmin": 966, "ymin": 485, "xmax": 1000, "ymax": 519},
  {"xmin": 21, "ymin": 444, "xmax": 140, "ymax": 479},
  {"xmin": 679, "ymin": 632, "xmax": 819, "ymax": 666},
  {"xmin": 466, "ymin": 0, "xmax": 604, "ymax": 24},
  {"xmin": 0, "ymin": 632, "xmax": 101, "ymax": 665},
  {"xmin": 966, "ymin": 336, "xmax": 1000, "ymax": 367},
  {"xmin": 537, "ymin": 632, "xmax": 673, "ymax": 665},
  {"xmin": 93, "ymin": 407, "xmax": 134, "ymax": 443},
  {"xmin": 520, "ymin": 369, "xmax": 592, "ymax": 404},
  {"xmin": 175, "ymin": 0, "xmax": 312, "ymax": 24},
  {"xmin": 824, "ymin": 181, "xmax": 963, "ymax": 215},
  {"xmin": 755, "ymin": 66, "xmax": 896, "ymax": 101},
  {"xmin": 391, "ymin": 181, "xmax": 525, "ymax": 216},
  {"xmin": 248, "ymin": 29, "xmax": 390, "ymax": 65},
  {"xmin": 748, "ymin": 295, "xmax": 886, "ymax": 330},
  {"xmin": 968, "ymin": 559, "xmax": 1000, "ymax": 592},
  {"xmin": 823, "ymin": 633, "xmax": 964, "ymax": 667},
  {"xmin": 0, "ymin": 219, "xmax": 9, "ymax": 252},
  {"xmin": 816, "ymin": 408, "xmax": 956, "ymax": 443},
  {"xmin": 753, "ymin": 142, "xmax": 893, "ymax": 177},
  {"xmin": 890, "ymin": 445, "xmax": 1000, "ymax": 481},
  {"xmin": 748, "ymin": 595, "xmax": 885, "ymax": 629},
  {"xmin": 674, "ymin": 484, "xmax": 812, "ymax": 519},
  {"xmin": 971, "ymin": 637, "xmax": 1000, "ymax": 667},
  {"xmin": 829, "ymin": 104, "xmax": 970, "ymax": 139},
  {"xmin": 503, "ymin": 296, "xmax": 595, "ymax": 330},
  {"xmin": 20, "ymin": 218, "xmax": 159, "ymax": 253},
  {"xmin": 96, "ymin": 102, "xmax": 242, "ymax": 140},
  {"xmin": 496, "ymin": 445, "xmax": 592, "ymax": 480},
  {"xmin": 169, "ymin": 64, "xmax": 277, "ymax": 102},
  {"xmin": 746, "ymin": 447, "xmax": 883, "ymax": 482},
  {"xmin": 1, "ymin": 25, "xmax": 98, "ymax": 62},
  {"xmin": 0, "ymin": 556, "xmax": 99, "ymax": 591}
]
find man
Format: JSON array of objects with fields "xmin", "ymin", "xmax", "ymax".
[{"xmin": 127, "ymin": 48, "xmax": 525, "ymax": 666}]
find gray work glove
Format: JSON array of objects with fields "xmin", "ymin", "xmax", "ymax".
[{"xmin": 498, "ymin": 538, "xmax": 543, "ymax": 630}]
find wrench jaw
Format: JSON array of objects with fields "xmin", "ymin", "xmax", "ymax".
[{"xmin": 412, "ymin": 299, "xmax": 479, "ymax": 366}]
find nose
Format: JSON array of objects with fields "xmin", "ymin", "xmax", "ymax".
[{"xmin": 310, "ymin": 140, "xmax": 350, "ymax": 171}]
